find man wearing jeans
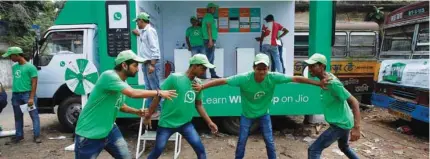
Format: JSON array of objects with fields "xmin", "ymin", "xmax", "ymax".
[
  {"xmin": 305, "ymin": 53, "xmax": 361, "ymax": 159},
  {"xmin": 145, "ymin": 54, "xmax": 218, "ymax": 159},
  {"xmin": 74, "ymin": 50, "xmax": 177, "ymax": 159},
  {"xmin": 202, "ymin": 2, "xmax": 220, "ymax": 78},
  {"xmin": 186, "ymin": 16, "xmax": 204, "ymax": 56},
  {"xmin": 260, "ymin": 14, "xmax": 288, "ymax": 73},
  {"xmin": 194, "ymin": 54, "xmax": 327, "ymax": 159},
  {"xmin": 2, "ymin": 46, "xmax": 41, "ymax": 144},
  {"xmin": 133, "ymin": 12, "xmax": 163, "ymax": 115}
]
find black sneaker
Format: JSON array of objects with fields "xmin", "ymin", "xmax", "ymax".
[
  {"xmin": 33, "ymin": 136, "xmax": 42, "ymax": 143},
  {"xmin": 5, "ymin": 136, "xmax": 23, "ymax": 145},
  {"xmin": 211, "ymin": 75, "xmax": 221, "ymax": 78}
]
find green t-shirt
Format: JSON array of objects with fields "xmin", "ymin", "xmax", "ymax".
[
  {"xmin": 75, "ymin": 70, "xmax": 130, "ymax": 139},
  {"xmin": 227, "ymin": 72, "xmax": 292, "ymax": 118},
  {"xmin": 321, "ymin": 72, "xmax": 354, "ymax": 129},
  {"xmin": 158, "ymin": 73, "xmax": 203, "ymax": 128},
  {"xmin": 202, "ymin": 13, "xmax": 218, "ymax": 40},
  {"xmin": 12, "ymin": 63, "xmax": 38, "ymax": 93},
  {"xmin": 186, "ymin": 26, "xmax": 204, "ymax": 47}
]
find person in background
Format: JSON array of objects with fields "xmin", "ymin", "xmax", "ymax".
[
  {"xmin": 0, "ymin": 81, "xmax": 7, "ymax": 132},
  {"xmin": 276, "ymin": 32, "xmax": 286, "ymax": 73},
  {"xmin": 259, "ymin": 14, "xmax": 289, "ymax": 73},
  {"xmin": 132, "ymin": 12, "xmax": 163, "ymax": 117},
  {"xmin": 2, "ymin": 46, "xmax": 41, "ymax": 144},
  {"xmin": 186, "ymin": 16, "xmax": 205, "ymax": 56},
  {"xmin": 304, "ymin": 53, "xmax": 361, "ymax": 159},
  {"xmin": 202, "ymin": 2, "xmax": 221, "ymax": 78}
]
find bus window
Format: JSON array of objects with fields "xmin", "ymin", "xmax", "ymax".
[
  {"xmin": 332, "ymin": 32, "xmax": 347, "ymax": 57},
  {"xmin": 294, "ymin": 33, "xmax": 309, "ymax": 57},
  {"xmin": 415, "ymin": 23, "xmax": 429, "ymax": 51},
  {"xmin": 350, "ymin": 32, "xmax": 376, "ymax": 57},
  {"xmin": 382, "ymin": 25, "xmax": 415, "ymax": 52}
]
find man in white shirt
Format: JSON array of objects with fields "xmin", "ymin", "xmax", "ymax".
[
  {"xmin": 132, "ymin": 12, "xmax": 162, "ymax": 115},
  {"xmin": 259, "ymin": 14, "xmax": 288, "ymax": 73}
]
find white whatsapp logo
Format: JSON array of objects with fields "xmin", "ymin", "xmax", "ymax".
[
  {"xmin": 254, "ymin": 91, "xmax": 266, "ymax": 100},
  {"xmin": 15, "ymin": 70, "xmax": 21, "ymax": 78},
  {"xmin": 114, "ymin": 96, "xmax": 123, "ymax": 110},
  {"xmin": 184, "ymin": 91, "xmax": 196, "ymax": 103}
]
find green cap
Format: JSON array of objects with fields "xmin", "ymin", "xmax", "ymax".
[
  {"xmin": 134, "ymin": 12, "xmax": 150, "ymax": 21},
  {"xmin": 189, "ymin": 54, "xmax": 215, "ymax": 68},
  {"xmin": 207, "ymin": 2, "xmax": 219, "ymax": 8},
  {"xmin": 2, "ymin": 46, "xmax": 23, "ymax": 58},
  {"xmin": 254, "ymin": 53, "xmax": 270, "ymax": 66},
  {"xmin": 304, "ymin": 53, "xmax": 327, "ymax": 65},
  {"xmin": 115, "ymin": 50, "xmax": 145, "ymax": 65}
]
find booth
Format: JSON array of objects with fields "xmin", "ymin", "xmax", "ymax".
[{"xmin": 135, "ymin": 1, "xmax": 295, "ymax": 78}]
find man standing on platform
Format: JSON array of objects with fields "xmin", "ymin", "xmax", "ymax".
[{"xmin": 202, "ymin": 2, "xmax": 221, "ymax": 78}]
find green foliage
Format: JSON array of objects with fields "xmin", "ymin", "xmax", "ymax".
[
  {"xmin": 0, "ymin": 1, "xmax": 59, "ymax": 55},
  {"xmin": 367, "ymin": 6, "xmax": 385, "ymax": 23}
]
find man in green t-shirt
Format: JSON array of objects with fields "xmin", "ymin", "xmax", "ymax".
[
  {"xmin": 202, "ymin": 2, "xmax": 220, "ymax": 78},
  {"xmin": 304, "ymin": 53, "xmax": 360, "ymax": 159},
  {"xmin": 144, "ymin": 54, "xmax": 218, "ymax": 159},
  {"xmin": 193, "ymin": 54, "xmax": 327, "ymax": 159},
  {"xmin": 2, "ymin": 46, "xmax": 41, "ymax": 145},
  {"xmin": 74, "ymin": 50, "xmax": 177, "ymax": 159},
  {"xmin": 186, "ymin": 16, "xmax": 204, "ymax": 55}
]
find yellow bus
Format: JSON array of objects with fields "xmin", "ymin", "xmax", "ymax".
[{"xmin": 293, "ymin": 22, "xmax": 380, "ymax": 104}]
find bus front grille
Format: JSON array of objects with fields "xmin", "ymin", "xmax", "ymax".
[{"xmin": 389, "ymin": 100, "xmax": 416, "ymax": 113}]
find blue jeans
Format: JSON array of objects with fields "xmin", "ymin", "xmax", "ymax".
[
  {"xmin": 203, "ymin": 40, "xmax": 217, "ymax": 76},
  {"xmin": 262, "ymin": 44, "xmax": 283, "ymax": 73},
  {"xmin": 190, "ymin": 46, "xmax": 205, "ymax": 56},
  {"xmin": 236, "ymin": 114, "xmax": 276, "ymax": 159},
  {"xmin": 11, "ymin": 92, "xmax": 40, "ymax": 138},
  {"xmin": 308, "ymin": 125, "xmax": 359, "ymax": 159},
  {"xmin": 142, "ymin": 61, "xmax": 161, "ymax": 109},
  {"xmin": 74, "ymin": 125, "xmax": 131, "ymax": 159},
  {"xmin": 148, "ymin": 122, "xmax": 206, "ymax": 159}
]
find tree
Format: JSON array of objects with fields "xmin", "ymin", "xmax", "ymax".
[
  {"xmin": 0, "ymin": 1, "xmax": 57, "ymax": 55},
  {"xmin": 366, "ymin": 6, "xmax": 385, "ymax": 24}
]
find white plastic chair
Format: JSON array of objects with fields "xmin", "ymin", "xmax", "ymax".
[{"xmin": 135, "ymin": 107, "xmax": 182, "ymax": 159}]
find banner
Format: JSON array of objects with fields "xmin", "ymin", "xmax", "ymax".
[
  {"xmin": 196, "ymin": 7, "xmax": 260, "ymax": 33},
  {"xmin": 218, "ymin": 8, "xmax": 229, "ymax": 32},
  {"xmin": 378, "ymin": 59, "xmax": 429, "ymax": 89},
  {"xmin": 250, "ymin": 8, "xmax": 261, "ymax": 32},
  {"xmin": 239, "ymin": 8, "xmax": 250, "ymax": 32}
]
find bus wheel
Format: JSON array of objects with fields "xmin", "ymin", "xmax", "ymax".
[
  {"xmin": 57, "ymin": 96, "xmax": 81, "ymax": 132},
  {"xmin": 222, "ymin": 117, "xmax": 259, "ymax": 135}
]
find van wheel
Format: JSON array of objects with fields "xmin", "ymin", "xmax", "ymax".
[
  {"xmin": 58, "ymin": 96, "xmax": 81, "ymax": 132},
  {"xmin": 222, "ymin": 117, "xmax": 259, "ymax": 135}
]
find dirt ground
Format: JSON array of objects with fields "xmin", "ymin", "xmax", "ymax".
[{"xmin": 0, "ymin": 107, "xmax": 428, "ymax": 159}]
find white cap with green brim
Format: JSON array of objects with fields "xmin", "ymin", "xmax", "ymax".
[
  {"xmin": 254, "ymin": 53, "xmax": 270, "ymax": 66},
  {"xmin": 115, "ymin": 50, "xmax": 145, "ymax": 65},
  {"xmin": 304, "ymin": 53, "xmax": 327, "ymax": 65},
  {"xmin": 189, "ymin": 54, "xmax": 215, "ymax": 68}
]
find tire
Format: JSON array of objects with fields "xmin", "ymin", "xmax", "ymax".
[
  {"xmin": 57, "ymin": 96, "xmax": 81, "ymax": 132},
  {"xmin": 222, "ymin": 117, "xmax": 259, "ymax": 135}
]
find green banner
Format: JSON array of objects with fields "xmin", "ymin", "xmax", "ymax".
[{"xmin": 119, "ymin": 83, "xmax": 323, "ymax": 118}]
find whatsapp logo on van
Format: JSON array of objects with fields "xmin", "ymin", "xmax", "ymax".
[
  {"xmin": 114, "ymin": 12, "xmax": 122, "ymax": 21},
  {"xmin": 184, "ymin": 91, "xmax": 196, "ymax": 103}
]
